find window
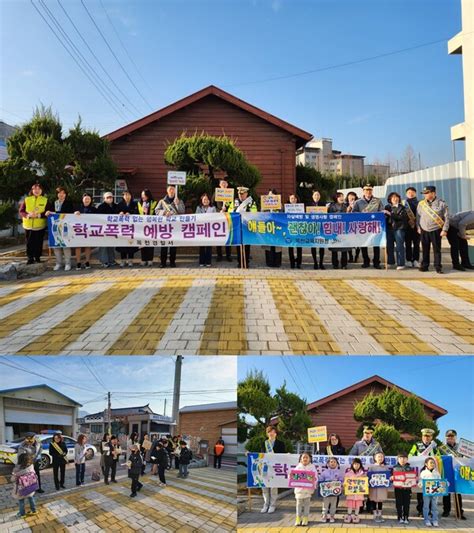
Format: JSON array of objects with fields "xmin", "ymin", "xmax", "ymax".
[{"xmin": 90, "ymin": 424, "xmax": 103, "ymax": 434}]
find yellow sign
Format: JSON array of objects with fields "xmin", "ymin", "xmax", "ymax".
[
  {"xmin": 306, "ymin": 206, "xmax": 328, "ymax": 214},
  {"xmin": 215, "ymin": 188, "xmax": 235, "ymax": 203},
  {"xmin": 307, "ymin": 426, "xmax": 327, "ymax": 443},
  {"xmin": 261, "ymin": 194, "xmax": 282, "ymax": 211},
  {"xmin": 344, "ymin": 476, "xmax": 369, "ymax": 495}
]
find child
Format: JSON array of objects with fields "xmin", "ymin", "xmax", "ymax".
[
  {"xmin": 344, "ymin": 458, "xmax": 366, "ymax": 524},
  {"xmin": 128, "ymin": 445, "xmax": 143, "ymax": 497},
  {"xmin": 318, "ymin": 456, "xmax": 342, "ymax": 523},
  {"xmin": 178, "ymin": 441, "xmax": 193, "ymax": 479},
  {"xmin": 419, "ymin": 457, "xmax": 441, "ymax": 527},
  {"xmin": 368, "ymin": 452, "xmax": 389, "ymax": 522},
  {"xmin": 11, "ymin": 453, "xmax": 38, "ymax": 518},
  {"xmin": 293, "ymin": 452, "xmax": 317, "ymax": 527},
  {"xmin": 154, "ymin": 442, "xmax": 168, "ymax": 487},
  {"xmin": 392, "ymin": 452, "xmax": 413, "ymax": 524}
]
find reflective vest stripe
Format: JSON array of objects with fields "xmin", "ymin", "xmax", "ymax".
[{"xmin": 22, "ymin": 196, "xmax": 48, "ymax": 230}]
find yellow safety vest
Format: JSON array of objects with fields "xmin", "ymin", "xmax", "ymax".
[
  {"xmin": 138, "ymin": 200, "xmax": 157, "ymax": 215},
  {"xmin": 22, "ymin": 195, "xmax": 48, "ymax": 230}
]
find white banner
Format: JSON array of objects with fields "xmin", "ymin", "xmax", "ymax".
[{"xmin": 48, "ymin": 213, "xmax": 241, "ymax": 248}]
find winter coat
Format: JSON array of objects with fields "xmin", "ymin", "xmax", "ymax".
[
  {"xmin": 179, "ymin": 447, "xmax": 193, "ymax": 465},
  {"xmin": 128, "ymin": 451, "xmax": 143, "ymax": 476},
  {"xmin": 449, "ymin": 210, "xmax": 474, "ymax": 238},
  {"xmin": 344, "ymin": 467, "xmax": 367, "ymax": 502},
  {"xmin": 352, "ymin": 196, "xmax": 384, "ymax": 213},
  {"xmin": 260, "ymin": 439, "xmax": 286, "ymax": 454},
  {"xmin": 103, "ymin": 442, "xmax": 121, "ymax": 466},
  {"xmin": 368, "ymin": 463, "xmax": 390, "ymax": 502},
  {"xmin": 151, "ymin": 447, "xmax": 168, "ymax": 467},
  {"xmin": 325, "ymin": 444, "xmax": 346, "ymax": 456},
  {"xmin": 293, "ymin": 462, "xmax": 317, "ymax": 500},
  {"xmin": 385, "ymin": 203, "xmax": 408, "ymax": 231},
  {"xmin": 196, "ymin": 205, "xmax": 216, "ymax": 214},
  {"xmin": 418, "ymin": 467, "xmax": 441, "ymax": 489},
  {"xmin": 117, "ymin": 200, "xmax": 139, "ymax": 215},
  {"xmin": 17, "ymin": 440, "xmax": 41, "ymax": 463},
  {"xmin": 48, "ymin": 441, "xmax": 68, "ymax": 466},
  {"xmin": 74, "ymin": 444, "xmax": 87, "ymax": 465},
  {"xmin": 76, "ymin": 204, "xmax": 97, "ymax": 214},
  {"xmin": 349, "ymin": 438, "xmax": 382, "ymax": 456},
  {"xmin": 328, "ymin": 202, "xmax": 347, "ymax": 214},
  {"xmin": 319, "ymin": 466, "xmax": 343, "ymax": 483},
  {"xmin": 53, "ymin": 199, "xmax": 75, "ymax": 214},
  {"xmin": 96, "ymin": 202, "xmax": 119, "ymax": 215},
  {"xmin": 156, "ymin": 196, "xmax": 185, "ymax": 216}
]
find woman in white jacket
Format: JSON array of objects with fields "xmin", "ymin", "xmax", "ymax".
[
  {"xmin": 294, "ymin": 452, "xmax": 317, "ymax": 527},
  {"xmin": 419, "ymin": 457, "xmax": 442, "ymax": 527}
]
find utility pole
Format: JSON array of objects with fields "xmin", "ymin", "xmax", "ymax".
[
  {"xmin": 171, "ymin": 356, "xmax": 183, "ymax": 436},
  {"xmin": 163, "ymin": 398, "xmax": 167, "ymax": 416},
  {"xmin": 107, "ymin": 392, "xmax": 112, "ymax": 435}
]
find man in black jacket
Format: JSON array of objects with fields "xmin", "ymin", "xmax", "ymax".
[
  {"xmin": 261, "ymin": 426, "xmax": 286, "ymax": 514},
  {"xmin": 128, "ymin": 444, "xmax": 143, "ymax": 497},
  {"xmin": 178, "ymin": 441, "xmax": 193, "ymax": 478},
  {"xmin": 103, "ymin": 435, "xmax": 120, "ymax": 485}
]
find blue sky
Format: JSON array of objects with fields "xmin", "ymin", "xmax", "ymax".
[
  {"xmin": 0, "ymin": 0, "xmax": 465, "ymax": 167},
  {"xmin": 0, "ymin": 356, "xmax": 236, "ymax": 416},
  {"xmin": 238, "ymin": 356, "xmax": 474, "ymax": 440}
]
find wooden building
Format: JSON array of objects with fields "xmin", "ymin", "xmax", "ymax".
[
  {"xmin": 105, "ymin": 85, "xmax": 312, "ymax": 202},
  {"xmin": 306, "ymin": 375, "xmax": 447, "ymax": 451}
]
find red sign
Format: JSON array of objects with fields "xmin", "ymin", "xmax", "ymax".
[{"xmin": 393, "ymin": 470, "xmax": 418, "ymax": 488}]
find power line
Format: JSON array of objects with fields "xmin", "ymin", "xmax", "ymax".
[
  {"xmin": 99, "ymin": 0, "xmax": 153, "ymax": 95},
  {"xmin": 80, "ymin": 0, "xmax": 153, "ymax": 111},
  {"xmin": 37, "ymin": 0, "xmax": 131, "ymax": 119},
  {"xmin": 30, "ymin": 0, "xmax": 127, "ymax": 121},
  {"xmin": 56, "ymin": 0, "xmax": 143, "ymax": 116},
  {"xmin": 81, "ymin": 357, "xmax": 108, "ymax": 393},
  {"xmin": 224, "ymin": 36, "xmax": 458, "ymax": 88}
]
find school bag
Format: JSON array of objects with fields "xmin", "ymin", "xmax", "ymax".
[{"xmin": 16, "ymin": 471, "xmax": 39, "ymax": 497}]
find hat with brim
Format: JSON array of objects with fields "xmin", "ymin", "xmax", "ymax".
[
  {"xmin": 363, "ymin": 184, "xmax": 373, "ymax": 190},
  {"xmin": 422, "ymin": 186, "xmax": 436, "ymax": 194},
  {"xmin": 237, "ymin": 187, "xmax": 249, "ymax": 193},
  {"xmin": 363, "ymin": 424, "xmax": 375, "ymax": 432},
  {"xmin": 421, "ymin": 428, "xmax": 435, "ymax": 436},
  {"xmin": 445, "ymin": 429, "xmax": 457, "ymax": 437}
]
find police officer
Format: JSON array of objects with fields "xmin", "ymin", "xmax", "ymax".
[
  {"xmin": 416, "ymin": 186, "xmax": 449, "ymax": 273},
  {"xmin": 442, "ymin": 430, "xmax": 466, "ymax": 519},
  {"xmin": 409, "ymin": 428, "xmax": 440, "ymax": 516},
  {"xmin": 402, "ymin": 187, "xmax": 420, "ymax": 268},
  {"xmin": 447, "ymin": 211, "xmax": 474, "ymax": 271},
  {"xmin": 351, "ymin": 185, "xmax": 384, "ymax": 268},
  {"xmin": 17, "ymin": 432, "xmax": 44, "ymax": 493},
  {"xmin": 214, "ymin": 176, "xmax": 234, "ymax": 263},
  {"xmin": 233, "ymin": 186, "xmax": 257, "ymax": 268},
  {"xmin": 349, "ymin": 425, "xmax": 383, "ymax": 456}
]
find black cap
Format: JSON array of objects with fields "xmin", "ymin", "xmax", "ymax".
[
  {"xmin": 24, "ymin": 432, "xmax": 36, "ymax": 438},
  {"xmin": 422, "ymin": 186, "xmax": 436, "ymax": 194},
  {"xmin": 406, "ymin": 187, "xmax": 417, "ymax": 193}
]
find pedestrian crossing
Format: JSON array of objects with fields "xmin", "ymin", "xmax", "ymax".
[
  {"xmin": 0, "ymin": 272, "xmax": 472, "ymax": 355},
  {"xmin": 0, "ymin": 467, "xmax": 236, "ymax": 532}
]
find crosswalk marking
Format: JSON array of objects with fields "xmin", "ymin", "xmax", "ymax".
[
  {"xmin": 267, "ymin": 279, "xmax": 341, "ymax": 354},
  {"xmin": 297, "ymin": 280, "xmax": 387, "ymax": 355},
  {"xmin": 199, "ymin": 278, "xmax": 248, "ymax": 355},
  {"xmin": 0, "ymin": 281, "xmax": 110, "ymax": 354},
  {"xmin": 352, "ymin": 280, "xmax": 471, "ymax": 354},
  {"xmin": 449, "ymin": 279, "xmax": 474, "ymax": 293},
  {"xmin": 107, "ymin": 278, "xmax": 193, "ymax": 355},
  {"xmin": 44, "ymin": 499, "xmax": 104, "ymax": 531},
  {"xmin": 154, "ymin": 278, "xmax": 216, "ymax": 355},
  {"xmin": 321, "ymin": 280, "xmax": 436, "ymax": 355},
  {"xmin": 424, "ymin": 279, "xmax": 474, "ymax": 304}
]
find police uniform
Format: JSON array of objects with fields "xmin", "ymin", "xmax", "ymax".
[
  {"xmin": 447, "ymin": 211, "xmax": 474, "ymax": 270},
  {"xmin": 351, "ymin": 187, "xmax": 384, "ymax": 268},
  {"xmin": 214, "ymin": 180, "xmax": 234, "ymax": 262},
  {"xmin": 233, "ymin": 187, "xmax": 258, "ymax": 268},
  {"xmin": 416, "ymin": 187, "xmax": 449, "ymax": 272},
  {"xmin": 441, "ymin": 430, "xmax": 466, "ymax": 519},
  {"xmin": 408, "ymin": 429, "xmax": 440, "ymax": 515}
]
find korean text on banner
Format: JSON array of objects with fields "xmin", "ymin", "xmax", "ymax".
[
  {"xmin": 48, "ymin": 213, "xmax": 242, "ymax": 248},
  {"xmin": 307, "ymin": 426, "xmax": 327, "ymax": 443},
  {"xmin": 241, "ymin": 212, "xmax": 386, "ymax": 248},
  {"xmin": 453, "ymin": 457, "xmax": 474, "ymax": 495}
]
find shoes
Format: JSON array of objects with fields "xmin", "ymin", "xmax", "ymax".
[
  {"xmin": 344, "ymin": 514, "xmax": 352, "ymax": 523},
  {"xmin": 399, "ymin": 518, "xmax": 404, "ymax": 524},
  {"xmin": 85, "ymin": 262, "xmax": 91, "ymax": 269},
  {"xmin": 64, "ymin": 265, "xmax": 71, "ymax": 271},
  {"xmin": 170, "ymin": 263, "xmax": 177, "ymax": 268},
  {"xmin": 76, "ymin": 263, "xmax": 82, "ymax": 270},
  {"xmin": 27, "ymin": 510, "xmax": 37, "ymax": 516},
  {"xmin": 111, "ymin": 480, "xmax": 117, "ymax": 483},
  {"xmin": 419, "ymin": 266, "xmax": 428, "ymax": 272},
  {"xmin": 120, "ymin": 261, "xmax": 126, "ymax": 268},
  {"xmin": 53, "ymin": 264, "xmax": 62, "ymax": 271},
  {"xmin": 432, "ymin": 521, "xmax": 439, "ymax": 527},
  {"xmin": 319, "ymin": 264, "xmax": 325, "ymax": 270},
  {"xmin": 361, "ymin": 263, "xmax": 370, "ymax": 268},
  {"xmin": 27, "ymin": 258, "xmax": 35, "ymax": 265},
  {"xmin": 425, "ymin": 521, "xmax": 432, "ymax": 527},
  {"xmin": 216, "ymin": 256, "xmax": 223, "ymax": 262},
  {"xmin": 294, "ymin": 516, "xmax": 301, "ymax": 526},
  {"xmin": 226, "ymin": 257, "xmax": 232, "ymax": 262},
  {"xmin": 206, "ymin": 264, "xmax": 211, "ymax": 268},
  {"xmin": 442, "ymin": 512, "xmax": 449, "ymax": 517},
  {"xmin": 105, "ymin": 481, "xmax": 109, "ymax": 485},
  {"xmin": 36, "ymin": 489, "xmax": 44, "ymax": 493},
  {"xmin": 413, "ymin": 260, "xmax": 420, "ymax": 268},
  {"xmin": 436, "ymin": 268, "xmax": 444, "ymax": 274},
  {"xmin": 130, "ymin": 492, "xmax": 137, "ymax": 497},
  {"xmin": 374, "ymin": 264, "xmax": 382, "ymax": 269},
  {"xmin": 260, "ymin": 505, "xmax": 269, "ymax": 513},
  {"xmin": 321, "ymin": 513, "xmax": 327, "ymax": 522},
  {"xmin": 267, "ymin": 506, "xmax": 276, "ymax": 514},
  {"xmin": 301, "ymin": 517, "xmax": 308, "ymax": 526},
  {"xmin": 397, "ymin": 265, "xmax": 406, "ymax": 270},
  {"xmin": 60, "ymin": 484, "xmax": 65, "ymax": 489},
  {"xmin": 452, "ymin": 265, "xmax": 466, "ymax": 271},
  {"xmin": 127, "ymin": 261, "xmax": 134, "ymax": 267},
  {"xmin": 352, "ymin": 515, "xmax": 360, "ymax": 523},
  {"xmin": 329, "ymin": 516, "xmax": 335, "ymax": 523},
  {"xmin": 102, "ymin": 263, "xmax": 109, "ymax": 268}
]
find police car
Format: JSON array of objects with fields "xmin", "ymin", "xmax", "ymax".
[{"xmin": 0, "ymin": 431, "xmax": 97, "ymax": 470}]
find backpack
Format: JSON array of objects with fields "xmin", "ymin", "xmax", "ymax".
[
  {"xmin": 91, "ymin": 469, "xmax": 101, "ymax": 482},
  {"xmin": 17, "ymin": 471, "xmax": 39, "ymax": 498}
]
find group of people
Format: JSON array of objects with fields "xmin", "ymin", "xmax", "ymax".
[
  {"xmin": 259, "ymin": 425, "xmax": 467, "ymax": 528},
  {"xmin": 19, "ymin": 180, "xmax": 473, "ymax": 272}
]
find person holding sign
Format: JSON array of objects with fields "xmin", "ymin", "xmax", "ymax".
[
  {"xmin": 319, "ymin": 456, "xmax": 343, "ymax": 523},
  {"xmin": 287, "ymin": 194, "xmax": 303, "ymax": 269},
  {"xmin": 442, "ymin": 429, "xmax": 466, "ymax": 519},
  {"xmin": 260, "ymin": 426, "xmax": 286, "ymax": 514},
  {"xmin": 234, "ymin": 186, "xmax": 258, "ymax": 268},
  {"xmin": 214, "ymin": 177, "xmax": 234, "ymax": 262},
  {"xmin": 409, "ymin": 428, "xmax": 441, "ymax": 517},
  {"xmin": 156, "ymin": 185, "xmax": 185, "ymax": 268},
  {"xmin": 328, "ymin": 193, "xmax": 349, "ymax": 269},
  {"xmin": 352, "ymin": 184, "xmax": 384, "ymax": 268},
  {"xmin": 419, "ymin": 457, "xmax": 442, "ymax": 527},
  {"xmin": 137, "ymin": 189, "xmax": 157, "ymax": 266},
  {"xmin": 367, "ymin": 452, "xmax": 390, "ymax": 522},
  {"xmin": 309, "ymin": 191, "xmax": 326, "ymax": 270},
  {"xmin": 416, "ymin": 185, "xmax": 449, "ymax": 273},
  {"xmin": 196, "ymin": 193, "xmax": 216, "ymax": 267},
  {"xmin": 293, "ymin": 452, "xmax": 317, "ymax": 527},
  {"xmin": 343, "ymin": 458, "xmax": 367, "ymax": 523},
  {"xmin": 46, "ymin": 187, "xmax": 75, "ymax": 272},
  {"xmin": 392, "ymin": 452, "xmax": 415, "ymax": 524}
]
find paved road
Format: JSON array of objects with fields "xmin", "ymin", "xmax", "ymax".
[
  {"xmin": 238, "ymin": 491, "xmax": 473, "ymax": 531},
  {"xmin": 0, "ymin": 268, "xmax": 472, "ymax": 355},
  {"xmin": 1, "ymin": 465, "xmax": 236, "ymax": 532}
]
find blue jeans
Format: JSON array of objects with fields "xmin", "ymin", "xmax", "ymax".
[
  {"xmin": 76, "ymin": 463, "xmax": 85, "ymax": 485},
  {"xmin": 18, "ymin": 496, "xmax": 36, "ymax": 516},
  {"xmin": 423, "ymin": 496, "xmax": 439, "ymax": 523},
  {"xmin": 387, "ymin": 228, "xmax": 406, "ymax": 266},
  {"xmin": 99, "ymin": 247, "xmax": 115, "ymax": 265},
  {"xmin": 179, "ymin": 463, "xmax": 188, "ymax": 477}
]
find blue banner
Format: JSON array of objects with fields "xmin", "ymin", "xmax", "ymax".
[
  {"xmin": 453, "ymin": 457, "xmax": 474, "ymax": 495},
  {"xmin": 241, "ymin": 212, "xmax": 386, "ymax": 248}
]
